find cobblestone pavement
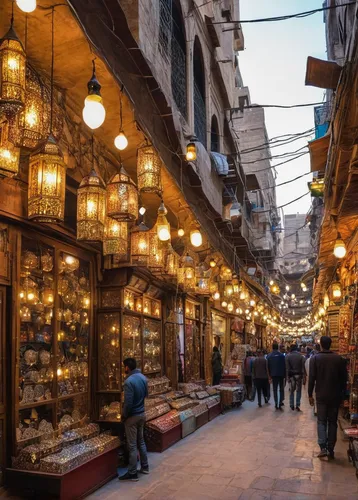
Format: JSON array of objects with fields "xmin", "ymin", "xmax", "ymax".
[{"xmin": 89, "ymin": 393, "xmax": 358, "ymax": 500}]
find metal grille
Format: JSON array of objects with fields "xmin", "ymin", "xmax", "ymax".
[
  {"xmin": 171, "ymin": 37, "xmax": 187, "ymax": 118},
  {"xmin": 194, "ymin": 82, "xmax": 206, "ymax": 147},
  {"xmin": 159, "ymin": 0, "xmax": 172, "ymax": 61}
]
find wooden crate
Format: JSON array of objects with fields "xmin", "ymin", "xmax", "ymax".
[
  {"xmin": 6, "ymin": 447, "xmax": 118, "ymax": 500},
  {"xmin": 145, "ymin": 424, "xmax": 181, "ymax": 453},
  {"xmin": 208, "ymin": 403, "xmax": 221, "ymax": 421},
  {"xmin": 195, "ymin": 410, "xmax": 209, "ymax": 430}
]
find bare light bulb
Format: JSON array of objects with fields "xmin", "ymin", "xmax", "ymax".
[
  {"xmin": 16, "ymin": 0, "xmax": 36, "ymax": 12},
  {"xmin": 178, "ymin": 228, "xmax": 185, "ymax": 237},
  {"xmin": 114, "ymin": 131, "xmax": 128, "ymax": 150},
  {"xmin": 83, "ymin": 95, "xmax": 106, "ymax": 130},
  {"xmin": 190, "ymin": 229, "xmax": 202, "ymax": 247},
  {"xmin": 139, "ymin": 206, "xmax": 146, "ymax": 216}
]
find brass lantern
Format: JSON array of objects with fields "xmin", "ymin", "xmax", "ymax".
[
  {"xmin": 106, "ymin": 167, "xmax": 138, "ymax": 221},
  {"xmin": 196, "ymin": 263, "xmax": 211, "ymax": 295},
  {"xmin": 137, "ymin": 145, "xmax": 162, "ymax": 195},
  {"xmin": 156, "ymin": 201, "xmax": 171, "ymax": 242},
  {"xmin": 331, "ymin": 281, "xmax": 342, "ymax": 301},
  {"xmin": 131, "ymin": 222, "xmax": 150, "ymax": 266},
  {"xmin": 165, "ymin": 244, "xmax": 179, "ymax": 277},
  {"xmin": 103, "ymin": 217, "xmax": 128, "ymax": 256},
  {"xmin": 0, "ymin": 120, "xmax": 20, "ymax": 177},
  {"xmin": 148, "ymin": 226, "xmax": 166, "ymax": 273},
  {"xmin": 28, "ymin": 134, "xmax": 66, "ymax": 223},
  {"xmin": 178, "ymin": 254, "xmax": 196, "ymax": 291},
  {"xmin": 0, "ymin": 23, "xmax": 26, "ymax": 116},
  {"xmin": 77, "ymin": 169, "xmax": 106, "ymax": 242}
]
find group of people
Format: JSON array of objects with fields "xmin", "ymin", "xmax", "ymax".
[{"xmin": 245, "ymin": 336, "xmax": 347, "ymax": 459}]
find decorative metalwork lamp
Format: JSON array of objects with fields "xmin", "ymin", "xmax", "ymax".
[
  {"xmin": 156, "ymin": 201, "xmax": 171, "ymax": 242},
  {"xmin": 28, "ymin": 134, "xmax": 66, "ymax": 223},
  {"xmin": 131, "ymin": 222, "xmax": 150, "ymax": 266},
  {"xmin": 165, "ymin": 244, "xmax": 179, "ymax": 278},
  {"xmin": 148, "ymin": 226, "xmax": 166, "ymax": 273},
  {"xmin": 177, "ymin": 254, "xmax": 196, "ymax": 291},
  {"xmin": 0, "ymin": 21, "xmax": 26, "ymax": 116},
  {"xmin": 77, "ymin": 169, "xmax": 106, "ymax": 242},
  {"xmin": 106, "ymin": 167, "xmax": 138, "ymax": 221},
  {"xmin": 103, "ymin": 217, "xmax": 128, "ymax": 256},
  {"xmin": 0, "ymin": 120, "xmax": 20, "ymax": 177},
  {"xmin": 196, "ymin": 263, "xmax": 211, "ymax": 295},
  {"xmin": 137, "ymin": 145, "xmax": 162, "ymax": 195}
]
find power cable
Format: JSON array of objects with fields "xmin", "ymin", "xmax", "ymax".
[
  {"xmin": 240, "ymin": 145, "xmax": 308, "ymax": 165},
  {"xmin": 248, "ymin": 171, "xmax": 312, "ymax": 192}
]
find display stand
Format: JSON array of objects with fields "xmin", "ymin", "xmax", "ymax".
[{"xmin": 145, "ymin": 424, "xmax": 181, "ymax": 453}]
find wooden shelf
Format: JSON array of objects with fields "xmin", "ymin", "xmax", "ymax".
[
  {"xmin": 96, "ymin": 390, "xmax": 121, "ymax": 394},
  {"xmin": 58, "ymin": 392, "xmax": 86, "ymax": 401},
  {"xmin": 143, "ymin": 370, "xmax": 161, "ymax": 375},
  {"xmin": 18, "ymin": 398, "xmax": 56, "ymax": 410}
]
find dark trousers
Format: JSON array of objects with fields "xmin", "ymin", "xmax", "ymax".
[
  {"xmin": 316, "ymin": 402, "xmax": 339, "ymax": 451},
  {"xmin": 213, "ymin": 371, "xmax": 222, "ymax": 386},
  {"xmin": 272, "ymin": 376, "xmax": 285, "ymax": 406},
  {"xmin": 245, "ymin": 375, "xmax": 253, "ymax": 400},
  {"xmin": 125, "ymin": 414, "xmax": 148, "ymax": 475},
  {"xmin": 254, "ymin": 378, "xmax": 268, "ymax": 405}
]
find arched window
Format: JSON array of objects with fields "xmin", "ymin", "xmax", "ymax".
[
  {"xmin": 193, "ymin": 37, "xmax": 206, "ymax": 147},
  {"xmin": 211, "ymin": 115, "xmax": 219, "ymax": 152},
  {"xmin": 171, "ymin": 0, "xmax": 187, "ymax": 118}
]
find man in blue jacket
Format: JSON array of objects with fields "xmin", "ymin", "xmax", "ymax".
[
  {"xmin": 119, "ymin": 358, "xmax": 149, "ymax": 482},
  {"xmin": 267, "ymin": 342, "xmax": 286, "ymax": 410}
]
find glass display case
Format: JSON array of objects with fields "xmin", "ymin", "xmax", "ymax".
[{"xmin": 184, "ymin": 299, "xmax": 202, "ymax": 382}]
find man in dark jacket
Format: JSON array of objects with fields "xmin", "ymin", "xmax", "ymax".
[
  {"xmin": 119, "ymin": 358, "xmax": 149, "ymax": 482},
  {"xmin": 267, "ymin": 342, "xmax": 286, "ymax": 410},
  {"xmin": 286, "ymin": 344, "xmax": 306, "ymax": 411},
  {"xmin": 252, "ymin": 350, "xmax": 269, "ymax": 407},
  {"xmin": 308, "ymin": 336, "xmax": 347, "ymax": 459}
]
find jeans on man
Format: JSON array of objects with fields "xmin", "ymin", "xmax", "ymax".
[
  {"xmin": 254, "ymin": 378, "xmax": 268, "ymax": 405},
  {"xmin": 289, "ymin": 375, "xmax": 302, "ymax": 407},
  {"xmin": 125, "ymin": 414, "xmax": 148, "ymax": 475},
  {"xmin": 272, "ymin": 376, "xmax": 285, "ymax": 406},
  {"xmin": 316, "ymin": 402, "xmax": 339, "ymax": 451}
]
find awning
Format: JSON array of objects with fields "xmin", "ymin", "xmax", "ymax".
[
  {"xmin": 305, "ymin": 56, "xmax": 341, "ymax": 90},
  {"xmin": 308, "ymin": 134, "xmax": 330, "ymax": 173}
]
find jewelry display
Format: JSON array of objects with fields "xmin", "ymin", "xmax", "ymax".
[
  {"xmin": 147, "ymin": 376, "xmax": 170, "ymax": 396},
  {"xmin": 99, "ymin": 402, "xmax": 121, "ymax": 422},
  {"xmin": 123, "ymin": 315, "xmax": 142, "ymax": 368},
  {"xmin": 143, "ymin": 319, "xmax": 161, "ymax": 374},
  {"xmin": 169, "ymin": 398, "xmax": 197, "ymax": 411}
]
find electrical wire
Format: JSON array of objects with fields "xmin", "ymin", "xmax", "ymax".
[
  {"xmin": 248, "ymin": 171, "xmax": 312, "ymax": 192},
  {"xmin": 241, "ymin": 129, "xmax": 315, "ymax": 154},
  {"xmin": 251, "ymin": 151, "xmax": 309, "ymax": 173},
  {"xmin": 240, "ymin": 145, "xmax": 308, "ymax": 165}
]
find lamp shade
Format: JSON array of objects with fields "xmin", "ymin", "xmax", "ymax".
[
  {"xmin": 77, "ymin": 169, "xmax": 106, "ymax": 241},
  {"xmin": 186, "ymin": 141, "xmax": 197, "ymax": 161},
  {"xmin": 103, "ymin": 217, "xmax": 128, "ymax": 256},
  {"xmin": 106, "ymin": 168, "xmax": 138, "ymax": 221},
  {"xmin": 0, "ymin": 121, "xmax": 19, "ymax": 177},
  {"xmin": 0, "ymin": 25, "xmax": 26, "ymax": 116},
  {"xmin": 28, "ymin": 134, "xmax": 66, "ymax": 223},
  {"xmin": 137, "ymin": 145, "xmax": 162, "ymax": 195},
  {"xmin": 333, "ymin": 234, "xmax": 346, "ymax": 259},
  {"xmin": 131, "ymin": 222, "xmax": 150, "ymax": 266}
]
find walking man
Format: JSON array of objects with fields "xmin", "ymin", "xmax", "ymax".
[
  {"xmin": 308, "ymin": 336, "xmax": 347, "ymax": 459},
  {"xmin": 119, "ymin": 358, "xmax": 149, "ymax": 482},
  {"xmin": 244, "ymin": 351, "xmax": 254, "ymax": 401},
  {"xmin": 267, "ymin": 342, "xmax": 286, "ymax": 410},
  {"xmin": 286, "ymin": 344, "xmax": 306, "ymax": 411},
  {"xmin": 252, "ymin": 350, "xmax": 269, "ymax": 407}
]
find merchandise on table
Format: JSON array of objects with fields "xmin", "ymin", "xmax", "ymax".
[
  {"xmin": 146, "ymin": 410, "xmax": 180, "ymax": 433},
  {"xmin": 12, "ymin": 438, "xmax": 63, "ymax": 470},
  {"xmin": 178, "ymin": 382, "xmax": 203, "ymax": 394},
  {"xmin": 196, "ymin": 391, "xmax": 209, "ymax": 400},
  {"xmin": 99, "ymin": 401, "xmax": 121, "ymax": 421},
  {"xmin": 163, "ymin": 391, "xmax": 184, "ymax": 402},
  {"xmin": 191, "ymin": 403, "xmax": 208, "ymax": 417},
  {"xmin": 147, "ymin": 376, "xmax": 170, "ymax": 395},
  {"xmin": 169, "ymin": 397, "xmax": 197, "ymax": 411},
  {"xmin": 145, "ymin": 402, "xmax": 171, "ymax": 422},
  {"xmin": 178, "ymin": 408, "xmax": 194, "ymax": 422}
]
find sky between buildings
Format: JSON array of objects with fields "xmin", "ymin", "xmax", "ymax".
[{"xmin": 239, "ymin": 0, "xmax": 327, "ymax": 220}]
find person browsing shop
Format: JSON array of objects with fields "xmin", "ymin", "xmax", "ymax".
[
  {"xmin": 211, "ymin": 346, "xmax": 223, "ymax": 386},
  {"xmin": 252, "ymin": 350, "xmax": 269, "ymax": 407},
  {"xmin": 286, "ymin": 344, "xmax": 306, "ymax": 412},
  {"xmin": 267, "ymin": 342, "xmax": 286, "ymax": 410},
  {"xmin": 119, "ymin": 358, "xmax": 149, "ymax": 482},
  {"xmin": 308, "ymin": 336, "xmax": 347, "ymax": 459}
]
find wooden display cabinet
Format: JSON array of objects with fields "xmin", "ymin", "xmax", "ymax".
[{"xmin": 183, "ymin": 297, "xmax": 203, "ymax": 382}]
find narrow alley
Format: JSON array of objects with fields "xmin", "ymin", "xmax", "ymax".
[{"xmin": 89, "ymin": 396, "xmax": 357, "ymax": 500}]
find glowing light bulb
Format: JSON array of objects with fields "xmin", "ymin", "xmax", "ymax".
[
  {"xmin": 114, "ymin": 132, "xmax": 128, "ymax": 150},
  {"xmin": 83, "ymin": 94, "xmax": 106, "ymax": 130},
  {"xmin": 65, "ymin": 255, "xmax": 75, "ymax": 266},
  {"xmin": 25, "ymin": 108, "xmax": 38, "ymax": 127},
  {"xmin": 221, "ymin": 300, "xmax": 228, "ymax": 308},
  {"xmin": 178, "ymin": 228, "xmax": 185, "ymax": 237},
  {"xmin": 333, "ymin": 236, "xmax": 346, "ymax": 259},
  {"xmin": 285, "ymin": 285, "xmax": 290, "ymax": 291},
  {"xmin": 190, "ymin": 229, "xmax": 202, "ymax": 247},
  {"xmin": 86, "ymin": 199, "xmax": 96, "ymax": 216},
  {"xmin": 209, "ymin": 259, "xmax": 216, "ymax": 268},
  {"xmin": 57, "ymin": 368, "xmax": 63, "ymax": 377},
  {"xmin": 249, "ymin": 299, "xmax": 256, "ymax": 307},
  {"xmin": 139, "ymin": 206, "xmax": 146, "ymax": 216},
  {"xmin": 16, "ymin": 0, "xmax": 36, "ymax": 12},
  {"xmin": 213, "ymin": 292, "xmax": 220, "ymax": 300},
  {"xmin": 158, "ymin": 226, "xmax": 170, "ymax": 241},
  {"xmin": 269, "ymin": 280, "xmax": 274, "ymax": 286}
]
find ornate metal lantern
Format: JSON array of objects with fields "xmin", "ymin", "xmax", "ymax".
[
  {"xmin": 156, "ymin": 201, "xmax": 171, "ymax": 242},
  {"xmin": 148, "ymin": 226, "xmax": 166, "ymax": 273},
  {"xmin": 103, "ymin": 217, "xmax": 128, "ymax": 256},
  {"xmin": 106, "ymin": 167, "xmax": 138, "ymax": 221},
  {"xmin": 177, "ymin": 254, "xmax": 196, "ymax": 291},
  {"xmin": 77, "ymin": 169, "xmax": 106, "ymax": 242},
  {"xmin": 28, "ymin": 135, "xmax": 66, "ymax": 223},
  {"xmin": 196, "ymin": 264, "xmax": 211, "ymax": 295},
  {"xmin": 0, "ymin": 23, "xmax": 26, "ymax": 116},
  {"xmin": 165, "ymin": 244, "xmax": 179, "ymax": 277},
  {"xmin": 0, "ymin": 120, "xmax": 20, "ymax": 177},
  {"xmin": 220, "ymin": 266, "xmax": 232, "ymax": 281},
  {"xmin": 137, "ymin": 145, "xmax": 162, "ymax": 195},
  {"xmin": 131, "ymin": 222, "xmax": 150, "ymax": 266}
]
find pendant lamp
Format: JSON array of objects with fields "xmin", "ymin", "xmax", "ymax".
[
  {"xmin": 77, "ymin": 163, "xmax": 106, "ymax": 242},
  {"xmin": 16, "ymin": 0, "xmax": 36, "ymax": 13},
  {"xmin": 28, "ymin": 9, "xmax": 66, "ymax": 223},
  {"xmin": 114, "ymin": 88, "xmax": 128, "ymax": 150},
  {"xmin": 0, "ymin": 120, "xmax": 20, "ymax": 177},
  {"xmin": 106, "ymin": 166, "xmax": 138, "ymax": 221},
  {"xmin": 156, "ymin": 201, "xmax": 170, "ymax": 242},
  {"xmin": 103, "ymin": 217, "xmax": 128, "ymax": 256},
  {"xmin": 82, "ymin": 60, "xmax": 105, "ymax": 130},
  {"xmin": 131, "ymin": 222, "xmax": 150, "ymax": 266},
  {"xmin": 0, "ymin": 12, "xmax": 26, "ymax": 116},
  {"xmin": 164, "ymin": 244, "xmax": 179, "ymax": 278},
  {"xmin": 177, "ymin": 254, "xmax": 196, "ymax": 291},
  {"xmin": 137, "ymin": 145, "xmax": 162, "ymax": 195},
  {"xmin": 148, "ymin": 226, "xmax": 166, "ymax": 273}
]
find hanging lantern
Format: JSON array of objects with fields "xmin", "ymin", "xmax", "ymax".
[
  {"xmin": 114, "ymin": 132, "xmax": 128, "ymax": 151},
  {"xmin": 331, "ymin": 281, "xmax": 342, "ymax": 301},
  {"xmin": 0, "ymin": 22, "xmax": 26, "ymax": 116},
  {"xmin": 178, "ymin": 254, "xmax": 196, "ymax": 291},
  {"xmin": 220, "ymin": 266, "xmax": 232, "ymax": 281},
  {"xmin": 156, "ymin": 201, "xmax": 171, "ymax": 242},
  {"xmin": 196, "ymin": 263, "xmax": 211, "ymax": 294},
  {"xmin": 186, "ymin": 139, "xmax": 197, "ymax": 162},
  {"xmin": 333, "ymin": 233, "xmax": 346, "ymax": 259},
  {"xmin": 28, "ymin": 134, "xmax": 66, "ymax": 223},
  {"xmin": 224, "ymin": 282, "xmax": 234, "ymax": 297},
  {"xmin": 16, "ymin": 0, "xmax": 37, "ymax": 13},
  {"xmin": 164, "ymin": 244, "xmax": 179, "ymax": 277},
  {"xmin": 8, "ymin": 65, "xmax": 49, "ymax": 149},
  {"xmin": 209, "ymin": 258, "xmax": 216, "ymax": 268},
  {"xmin": 148, "ymin": 226, "xmax": 166, "ymax": 273},
  {"xmin": 232, "ymin": 275, "xmax": 239, "ymax": 296},
  {"xmin": 308, "ymin": 179, "xmax": 324, "ymax": 197},
  {"xmin": 190, "ymin": 229, "xmax": 202, "ymax": 248},
  {"xmin": 107, "ymin": 167, "xmax": 138, "ymax": 221},
  {"xmin": 77, "ymin": 169, "xmax": 106, "ymax": 242},
  {"xmin": 82, "ymin": 60, "xmax": 105, "ymax": 130},
  {"xmin": 0, "ymin": 121, "xmax": 20, "ymax": 177},
  {"xmin": 103, "ymin": 217, "xmax": 128, "ymax": 256},
  {"xmin": 131, "ymin": 222, "xmax": 150, "ymax": 266},
  {"xmin": 227, "ymin": 302, "xmax": 234, "ymax": 313},
  {"xmin": 137, "ymin": 145, "xmax": 162, "ymax": 195}
]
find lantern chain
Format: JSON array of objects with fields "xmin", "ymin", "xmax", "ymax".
[{"xmin": 50, "ymin": 7, "xmax": 55, "ymax": 134}]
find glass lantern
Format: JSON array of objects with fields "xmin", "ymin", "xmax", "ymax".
[
  {"xmin": 178, "ymin": 254, "xmax": 196, "ymax": 291},
  {"xmin": 0, "ymin": 120, "xmax": 20, "ymax": 177},
  {"xmin": 137, "ymin": 145, "xmax": 162, "ymax": 195},
  {"xmin": 28, "ymin": 135, "xmax": 66, "ymax": 223},
  {"xmin": 148, "ymin": 226, "xmax": 166, "ymax": 273},
  {"xmin": 106, "ymin": 167, "xmax": 138, "ymax": 221},
  {"xmin": 0, "ymin": 24, "xmax": 26, "ymax": 116},
  {"xmin": 165, "ymin": 244, "xmax": 179, "ymax": 278},
  {"xmin": 77, "ymin": 169, "xmax": 106, "ymax": 242},
  {"xmin": 131, "ymin": 222, "xmax": 150, "ymax": 266},
  {"xmin": 103, "ymin": 217, "xmax": 128, "ymax": 256}
]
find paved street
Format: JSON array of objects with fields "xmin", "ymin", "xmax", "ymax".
[{"xmin": 89, "ymin": 394, "xmax": 358, "ymax": 500}]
